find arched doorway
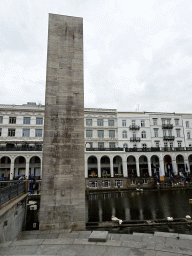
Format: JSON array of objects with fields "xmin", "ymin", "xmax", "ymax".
[
  {"xmin": 188, "ymin": 154, "xmax": 192, "ymax": 174},
  {"xmin": 100, "ymin": 156, "xmax": 111, "ymax": 178},
  {"xmin": 176, "ymin": 154, "xmax": 185, "ymax": 175},
  {"xmin": 164, "ymin": 155, "xmax": 172, "ymax": 176},
  {"xmin": 14, "ymin": 156, "xmax": 26, "ymax": 179},
  {"xmin": 139, "ymin": 155, "xmax": 149, "ymax": 177},
  {"xmin": 127, "ymin": 156, "xmax": 137, "ymax": 177},
  {"xmin": 0, "ymin": 156, "xmax": 11, "ymax": 180},
  {"xmin": 88, "ymin": 156, "xmax": 98, "ymax": 178},
  {"xmin": 113, "ymin": 156, "xmax": 123, "ymax": 177},
  {"xmin": 151, "ymin": 155, "xmax": 160, "ymax": 176},
  {"xmin": 29, "ymin": 156, "xmax": 41, "ymax": 179}
]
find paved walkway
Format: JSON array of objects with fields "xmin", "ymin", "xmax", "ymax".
[{"xmin": 1, "ymin": 230, "xmax": 192, "ymax": 255}]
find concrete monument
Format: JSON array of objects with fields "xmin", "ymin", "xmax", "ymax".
[{"xmin": 39, "ymin": 14, "xmax": 85, "ymax": 231}]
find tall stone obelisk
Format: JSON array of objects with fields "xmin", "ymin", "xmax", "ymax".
[{"xmin": 39, "ymin": 14, "xmax": 85, "ymax": 231}]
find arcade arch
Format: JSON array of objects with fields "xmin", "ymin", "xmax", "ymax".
[
  {"xmin": 29, "ymin": 156, "xmax": 41, "ymax": 179},
  {"xmin": 100, "ymin": 156, "xmax": 110, "ymax": 178},
  {"xmin": 14, "ymin": 156, "xmax": 26, "ymax": 177},
  {"xmin": 188, "ymin": 154, "xmax": 192, "ymax": 174},
  {"xmin": 139, "ymin": 155, "xmax": 149, "ymax": 177},
  {"xmin": 0, "ymin": 156, "xmax": 11, "ymax": 179},
  {"xmin": 88, "ymin": 156, "xmax": 98, "ymax": 178},
  {"xmin": 113, "ymin": 156, "xmax": 123, "ymax": 177},
  {"xmin": 164, "ymin": 155, "xmax": 172, "ymax": 176},
  {"xmin": 127, "ymin": 155, "xmax": 137, "ymax": 177},
  {"xmin": 176, "ymin": 154, "xmax": 185, "ymax": 174},
  {"xmin": 151, "ymin": 155, "xmax": 160, "ymax": 176}
]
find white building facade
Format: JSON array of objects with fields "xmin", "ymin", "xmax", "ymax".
[{"xmin": 1, "ymin": 103, "xmax": 192, "ymax": 189}]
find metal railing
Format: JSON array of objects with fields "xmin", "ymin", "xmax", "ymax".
[
  {"xmin": 0, "ymin": 181, "xmax": 25, "ymax": 205},
  {"xmin": 130, "ymin": 137, "xmax": 141, "ymax": 142},
  {"xmin": 86, "ymin": 148, "xmax": 124, "ymax": 151},
  {"xmin": 163, "ymin": 136, "xmax": 175, "ymax": 141},
  {"xmin": 162, "ymin": 124, "xmax": 173, "ymax": 129},
  {"xmin": 129, "ymin": 125, "xmax": 140, "ymax": 130},
  {"xmin": 0, "ymin": 146, "xmax": 42, "ymax": 151}
]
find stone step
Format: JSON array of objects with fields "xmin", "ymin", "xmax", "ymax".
[{"xmin": 88, "ymin": 231, "xmax": 108, "ymax": 242}]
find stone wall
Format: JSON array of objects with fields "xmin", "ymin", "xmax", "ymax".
[{"xmin": 0, "ymin": 194, "xmax": 27, "ymax": 243}]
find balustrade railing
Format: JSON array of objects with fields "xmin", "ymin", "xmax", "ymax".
[
  {"xmin": 163, "ymin": 136, "xmax": 175, "ymax": 141},
  {"xmin": 86, "ymin": 147, "xmax": 124, "ymax": 151},
  {"xmin": 129, "ymin": 125, "xmax": 140, "ymax": 130},
  {"xmin": 87, "ymin": 147, "xmax": 192, "ymax": 152},
  {"xmin": 0, "ymin": 146, "xmax": 42, "ymax": 151},
  {"xmin": 162, "ymin": 124, "xmax": 173, "ymax": 129}
]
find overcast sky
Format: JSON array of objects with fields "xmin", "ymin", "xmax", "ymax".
[{"xmin": 1, "ymin": 0, "xmax": 192, "ymax": 113}]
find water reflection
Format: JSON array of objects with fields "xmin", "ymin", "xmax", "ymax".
[{"xmin": 87, "ymin": 190, "xmax": 192, "ymax": 223}]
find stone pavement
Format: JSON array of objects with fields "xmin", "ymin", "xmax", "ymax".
[{"xmin": 1, "ymin": 229, "xmax": 192, "ymax": 255}]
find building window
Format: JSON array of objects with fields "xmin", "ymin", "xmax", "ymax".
[
  {"xmin": 0, "ymin": 116, "xmax": 3, "ymax": 124},
  {"xmin": 142, "ymin": 143, "xmax": 147, "ymax": 149},
  {"xmin": 154, "ymin": 129, "xmax": 158, "ymax": 137},
  {"xmin": 163, "ymin": 130, "xmax": 166, "ymax": 136},
  {"xmin": 164, "ymin": 142, "xmax": 168, "ymax": 147},
  {"xmin": 187, "ymin": 132, "xmax": 191, "ymax": 139},
  {"xmin": 133, "ymin": 132, "xmax": 136, "ymax": 138},
  {"xmin": 88, "ymin": 142, "xmax": 93, "ymax": 148},
  {"xmin": 97, "ymin": 119, "xmax": 103, "ymax": 126},
  {"xmin": 153, "ymin": 119, "xmax": 157, "ymax": 125},
  {"xmin": 186, "ymin": 121, "xmax": 189, "ymax": 128},
  {"xmin": 131, "ymin": 180, "xmax": 136, "ymax": 185},
  {"xmin": 167, "ymin": 119, "xmax": 171, "ymax": 124},
  {"xmin": 133, "ymin": 144, "xmax": 137, "ymax": 148},
  {"xmin": 123, "ymin": 143, "xmax": 128, "ymax": 148},
  {"xmin": 36, "ymin": 117, "xmax": 43, "ymax": 125},
  {"xmin": 162, "ymin": 119, "xmax": 165, "ymax": 125},
  {"xmin": 178, "ymin": 141, "xmax": 182, "ymax": 148},
  {"xmin": 86, "ymin": 130, "xmax": 92, "ymax": 138},
  {"xmin": 115, "ymin": 180, "xmax": 123, "ymax": 187},
  {"xmin": 98, "ymin": 142, "xmax": 104, "ymax": 148},
  {"xmin": 122, "ymin": 130, "xmax": 127, "ymax": 138},
  {"xmin": 89, "ymin": 181, "xmax": 97, "ymax": 188},
  {"xmin": 109, "ymin": 130, "xmax": 115, "ymax": 139},
  {"xmin": 122, "ymin": 120, "xmax": 126, "ymax": 126},
  {"xmin": 143, "ymin": 179, "xmax": 148, "ymax": 184},
  {"xmin": 175, "ymin": 119, "xmax": 179, "ymax": 126},
  {"xmin": 108, "ymin": 120, "xmax": 114, "ymax": 126},
  {"xmin": 141, "ymin": 120, "xmax": 145, "ymax": 127},
  {"xmin": 176, "ymin": 129, "xmax": 180, "ymax": 137},
  {"xmin": 98, "ymin": 130, "xmax": 104, "ymax": 138},
  {"xmin": 23, "ymin": 117, "xmax": 31, "ymax": 124},
  {"xmin": 8, "ymin": 129, "xmax": 15, "ymax": 136},
  {"xmin": 168, "ymin": 130, "xmax": 172, "ymax": 136},
  {"xmin": 9, "ymin": 117, "xmax": 16, "ymax": 124},
  {"xmin": 102, "ymin": 180, "xmax": 110, "ymax": 187},
  {"xmin": 132, "ymin": 120, "xmax": 136, "ymax": 126},
  {"xmin": 0, "ymin": 128, "xmax": 2, "ymax": 136},
  {"xmin": 155, "ymin": 141, "xmax": 160, "ymax": 147},
  {"xmin": 109, "ymin": 142, "xmax": 115, "ymax": 148},
  {"xmin": 141, "ymin": 131, "xmax": 146, "ymax": 138},
  {"xmin": 35, "ymin": 129, "xmax": 42, "ymax": 137},
  {"xmin": 23, "ymin": 129, "xmax": 30, "ymax": 137},
  {"xmin": 86, "ymin": 119, "xmax": 92, "ymax": 126}
]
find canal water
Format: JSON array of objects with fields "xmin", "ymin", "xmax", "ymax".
[{"xmin": 86, "ymin": 189, "xmax": 192, "ymax": 234}]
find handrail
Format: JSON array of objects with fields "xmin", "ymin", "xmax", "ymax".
[{"xmin": 0, "ymin": 181, "xmax": 25, "ymax": 205}]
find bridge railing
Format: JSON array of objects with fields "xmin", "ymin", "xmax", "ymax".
[{"xmin": 0, "ymin": 181, "xmax": 25, "ymax": 205}]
